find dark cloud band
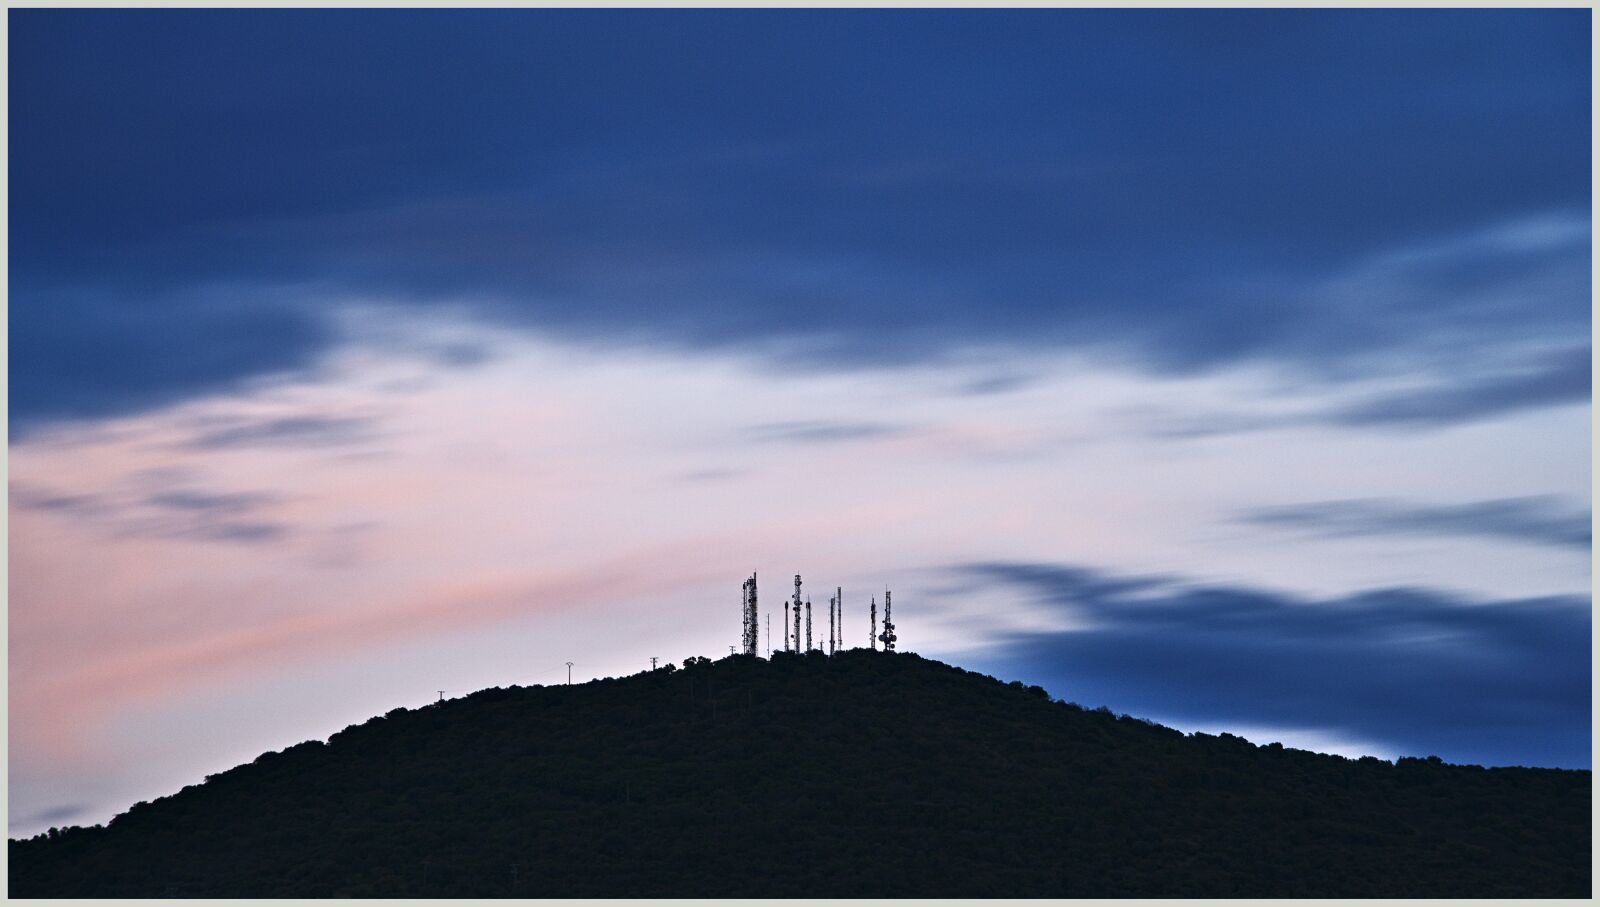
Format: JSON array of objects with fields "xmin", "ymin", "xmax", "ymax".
[
  {"xmin": 8, "ymin": 10, "xmax": 1590, "ymax": 431},
  {"xmin": 949, "ymin": 561, "xmax": 1590, "ymax": 769}
]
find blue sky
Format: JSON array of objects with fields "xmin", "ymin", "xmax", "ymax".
[{"xmin": 8, "ymin": 9, "xmax": 1591, "ymax": 834}]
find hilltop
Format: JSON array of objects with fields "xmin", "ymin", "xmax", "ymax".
[{"xmin": 9, "ymin": 650, "xmax": 1590, "ymax": 897}]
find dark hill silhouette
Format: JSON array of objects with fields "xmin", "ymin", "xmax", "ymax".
[{"xmin": 9, "ymin": 650, "xmax": 1590, "ymax": 897}]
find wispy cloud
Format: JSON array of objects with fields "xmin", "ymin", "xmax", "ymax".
[
  {"xmin": 675, "ymin": 467, "xmax": 745, "ymax": 483},
  {"xmin": 1134, "ymin": 346, "xmax": 1591, "ymax": 441},
  {"xmin": 182, "ymin": 415, "xmax": 379, "ymax": 450},
  {"xmin": 743, "ymin": 420, "xmax": 909, "ymax": 444},
  {"xmin": 1331, "ymin": 348, "xmax": 1590, "ymax": 428},
  {"xmin": 956, "ymin": 373, "xmax": 1034, "ymax": 396},
  {"xmin": 13, "ymin": 805, "xmax": 88, "ymax": 831},
  {"xmin": 1237, "ymin": 496, "xmax": 1590, "ymax": 550},
  {"xmin": 145, "ymin": 489, "xmax": 280, "ymax": 513},
  {"xmin": 13, "ymin": 478, "xmax": 294, "ymax": 547},
  {"xmin": 11, "ymin": 487, "xmax": 112, "ymax": 517}
]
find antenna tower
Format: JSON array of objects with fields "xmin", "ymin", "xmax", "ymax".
[
  {"xmin": 878, "ymin": 588, "xmax": 896, "ymax": 652},
  {"xmin": 792, "ymin": 575, "xmax": 803, "ymax": 653},
  {"xmin": 741, "ymin": 572, "xmax": 759, "ymax": 657}
]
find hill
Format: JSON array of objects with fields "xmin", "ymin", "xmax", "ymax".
[{"xmin": 9, "ymin": 649, "xmax": 1591, "ymax": 897}]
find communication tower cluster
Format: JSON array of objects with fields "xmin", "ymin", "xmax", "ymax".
[{"xmin": 738, "ymin": 573, "xmax": 900, "ymax": 658}]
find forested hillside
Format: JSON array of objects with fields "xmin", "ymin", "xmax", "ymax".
[{"xmin": 10, "ymin": 650, "xmax": 1590, "ymax": 897}]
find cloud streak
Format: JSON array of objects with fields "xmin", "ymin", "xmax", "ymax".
[
  {"xmin": 1237, "ymin": 496, "xmax": 1590, "ymax": 550},
  {"xmin": 182, "ymin": 415, "xmax": 380, "ymax": 450},
  {"xmin": 1331, "ymin": 348, "xmax": 1591, "ymax": 428},
  {"xmin": 12, "ymin": 479, "xmax": 295, "ymax": 547},
  {"xmin": 743, "ymin": 420, "xmax": 910, "ymax": 444}
]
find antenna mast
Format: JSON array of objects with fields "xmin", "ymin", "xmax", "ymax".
[
  {"xmin": 836, "ymin": 586, "xmax": 843, "ymax": 653},
  {"xmin": 805, "ymin": 595, "xmax": 812, "ymax": 652},
  {"xmin": 741, "ymin": 572, "xmax": 759, "ymax": 657},
  {"xmin": 827, "ymin": 591, "xmax": 836, "ymax": 655},
  {"xmin": 878, "ymin": 588, "xmax": 896, "ymax": 652},
  {"xmin": 870, "ymin": 595, "xmax": 877, "ymax": 650}
]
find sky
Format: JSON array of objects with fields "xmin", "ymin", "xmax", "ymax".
[{"xmin": 7, "ymin": 9, "xmax": 1591, "ymax": 835}]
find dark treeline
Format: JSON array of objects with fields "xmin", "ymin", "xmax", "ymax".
[{"xmin": 9, "ymin": 650, "xmax": 1590, "ymax": 897}]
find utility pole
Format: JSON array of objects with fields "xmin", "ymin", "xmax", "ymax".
[
  {"xmin": 650, "ymin": 657, "xmax": 658, "ymax": 671},
  {"xmin": 566, "ymin": 662, "xmax": 574, "ymax": 685},
  {"xmin": 437, "ymin": 690, "xmax": 445, "ymax": 703}
]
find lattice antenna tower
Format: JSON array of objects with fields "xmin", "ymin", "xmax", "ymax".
[
  {"xmin": 805, "ymin": 595, "xmax": 812, "ymax": 651},
  {"xmin": 878, "ymin": 587, "xmax": 896, "ymax": 652},
  {"xmin": 741, "ymin": 572, "xmax": 759, "ymax": 656},
  {"xmin": 870, "ymin": 595, "xmax": 877, "ymax": 650},
  {"xmin": 792, "ymin": 575, "xmax": 803, "ymax": 653}
]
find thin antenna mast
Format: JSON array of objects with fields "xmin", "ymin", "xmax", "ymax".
[
  {"xmin": 870, "ymin": 595, "xmax": 877, "ymax": 650},
  {"xmin": 566, "ymin": 661, "xmax": 574, "ymax": 685},
  {"xmin": 805, "ymin": 596, "xmax": 812, "ymax": 651},
  {"xmin": 836, "ymin": 586, "xmax": 843, "ymax": 653},
  {"xmin": 827, "ymin": 591, "xmax": 836, "ymax": 655}
]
